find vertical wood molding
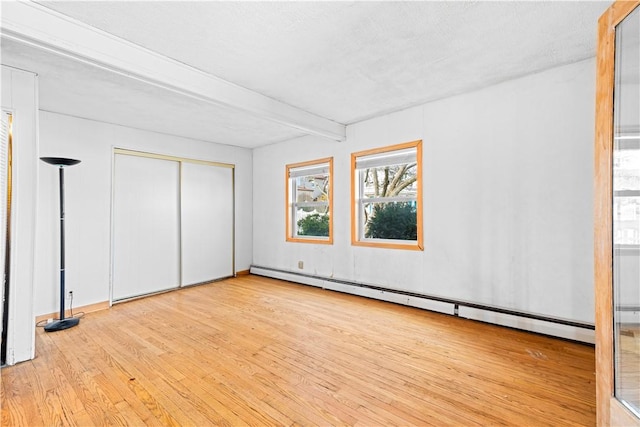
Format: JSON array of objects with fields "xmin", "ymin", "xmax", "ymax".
[
  {"xmin": 415, "ymin": 140, "xmax": 424, "ymax": 251},
  {"xmin": 285, "ymin": 162, "xmax": 291, "ymax": 243},
  {"xmin": 594, "ymin": 7, "xmax": 615, "ymax": 425},
  {"xmin": 594, "ymin": 1, "xmax": 640, "ymax": 426},
  {"xmin": 350, "ymin": 150, "xmax": 358, "ymax": 246}
]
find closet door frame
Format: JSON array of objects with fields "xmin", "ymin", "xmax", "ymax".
[
  {"xmin": 1, "ymin": 111, "xmax": 13, "ymax": 365},
  {"xmin": 110, "ymin": 148, "xmax": 235, "ymax": 303}
]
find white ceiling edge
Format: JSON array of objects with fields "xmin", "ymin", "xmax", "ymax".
[{"xmin": 0, "ymin": 1, "xmax": 346, "ymax": 142}]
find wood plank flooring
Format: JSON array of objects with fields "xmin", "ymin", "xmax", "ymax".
[
  {"xmin": 618, "ymin": 325, "xmax": 640, "ymax": 411},
  {"xmin": 1, "ymin": 274, "xmax": 595, "ymax": 426}
]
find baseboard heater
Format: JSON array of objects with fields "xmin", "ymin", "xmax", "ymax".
[{"xmin": 250, "ymin": 265, "xmax": 595, "ymax": 344}]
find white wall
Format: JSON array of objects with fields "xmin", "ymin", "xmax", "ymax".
[
  {"xmin": 35, "ymin": 112, "xmax": 253, "ymax": 316},
  {"xmin": 253, "ymin": 58, "xmax": 595, "ymax": 339},
  {"xmin": 1, "ymin": 66, "xmax": 38, "ymax": 364}
]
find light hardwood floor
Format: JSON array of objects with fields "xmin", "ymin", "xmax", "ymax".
[
  {"xmin": 618, "ymin": 325, "xmax": 640, "ymax": 411},
  {"xmin": 2, "ymin": 275, "xmax": 595, "ymax": 426}
]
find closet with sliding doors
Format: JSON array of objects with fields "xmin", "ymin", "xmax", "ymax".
[{"xmin": 111, "ymin": 149, "xmax": 234, "ymax": 301}]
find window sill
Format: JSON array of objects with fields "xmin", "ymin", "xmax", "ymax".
[
  {"xmin": 286, "ymin": 236, "xmax": 333, "ymax": 245},
  {"xmin": 351, "ymin": 240, "xmax": 423, "ymax": 251}
]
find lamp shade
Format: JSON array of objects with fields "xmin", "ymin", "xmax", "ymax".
[{"xmin": 40, "ymin": 157, "xmax": 81, "ymax": 167}]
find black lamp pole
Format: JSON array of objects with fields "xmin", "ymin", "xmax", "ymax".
[{"xmin": 40, "ymin": 157, "xmax": 81, "ymax": 332}]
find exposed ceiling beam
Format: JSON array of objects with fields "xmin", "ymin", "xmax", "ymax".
[{"xmin": 0, "ymin": 1, "xmax": 346, "ymax": 142}]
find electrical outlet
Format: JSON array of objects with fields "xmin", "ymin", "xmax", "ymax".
[
  {"xmin": 67, "ymin": 290, "xmax": 73, "ymax": 299},
  {"xmin": 298, "ymin": 261, "xmax": 304, "ymax": 269}
]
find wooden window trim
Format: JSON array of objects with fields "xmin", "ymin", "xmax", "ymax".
[
  {"xmin": 286, "ymin": 157, "xmax": 333, "ymax": 244},
  {"xmin": 351, "ymin": 140, "xmax": 423, "ymax": 251}
]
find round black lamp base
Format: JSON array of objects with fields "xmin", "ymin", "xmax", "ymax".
[{"xmin": 44, "ymin": 317, "xmax": 80, "ymax": 332}]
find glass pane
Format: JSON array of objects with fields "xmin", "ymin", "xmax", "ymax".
[
  {"xmin": 614, "ymin": 149, "xmax": 640, "ymax": 192},
  {"xmin": 362, "ymin": 163, "xmax": 417, "ymax": 199},
  {"xmin": 362, "ymin": 201, "xmax": 417, "ymax": 241},
  {"xmin": 295, "ymin": 212, "xmax": 329, "ymax": 237},
  {"xmin": 613, "ymin": 6, "xmax": 640, "ymax": 415},
  {"xmin": 291, "ymin": 169, "xmax": 330, "ymax": 238},
  {"xmin": 294, "ymin": 174, "xmax": 329, "ymax": 204},
  {"xmin": 614, "ymin": 195, "xmax": 640, "ymax": 245}
]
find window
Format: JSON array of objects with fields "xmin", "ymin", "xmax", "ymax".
[
  {"xmin": 613, "ymin": 140, "xmax": 640, "ymax": 249},
  {"xmin": 351, "ymin": 140, "xmax": 423, "ymax": 250},
  {"xmin": 286, "ymin": 157, "xmax": 333, "ymax": 244}
]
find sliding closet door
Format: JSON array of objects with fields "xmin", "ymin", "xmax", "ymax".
[
  {"xmin": 112, "ymin": 154, "xmax": 180, "ymax": 300},
  {"xmin": 181, "ymin": 162, "xmax": 233, "ymax": 286}
]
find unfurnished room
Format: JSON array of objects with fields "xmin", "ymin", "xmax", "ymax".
[{"xmin": 1, "ymin": 1, "xmax": 639, "ymax": 425}]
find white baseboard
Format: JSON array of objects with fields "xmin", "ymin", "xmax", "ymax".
[{"xmin": 250, "ymin": 266, "xmax": 595, "ymax": 344}]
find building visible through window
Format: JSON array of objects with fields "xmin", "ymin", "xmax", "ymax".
[{"xmin": 286, "ymin": 158, "xmax": 333, "ymax": 244}]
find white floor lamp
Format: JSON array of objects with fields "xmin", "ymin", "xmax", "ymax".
[{"xmin": 40, "ymin": 157, "xmax": 81, "ymax": 332}]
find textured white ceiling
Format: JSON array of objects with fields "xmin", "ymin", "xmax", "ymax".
[
  {"xmin": 2, "ymin": 1, "xmax": 611, "ymax": 147},
  {"xmin": 1, "ymin": 37, "xmax": 307, "ymax": 147}
]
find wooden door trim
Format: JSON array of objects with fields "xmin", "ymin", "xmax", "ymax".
[{"xmin": 594, "ymin": 1, "xmax": 640, "ymax": 426}]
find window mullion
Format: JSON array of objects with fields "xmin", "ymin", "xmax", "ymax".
[
  {"xmin": 359, "ymin": 169, "xmax": 366, "ymax": 241},
  {"xmin": 362, "ymin": 196, "xmax": 417, "ymax": 204}
]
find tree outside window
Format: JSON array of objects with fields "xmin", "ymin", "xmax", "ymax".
[{"xmin": 351, "ymin": 140, "xmax": 423, "ymax": 250}]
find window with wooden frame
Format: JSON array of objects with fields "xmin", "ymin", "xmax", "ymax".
[
  {"xmin": 351, "ymin": 140, "xmax": 423, "ymax": 250},
  {"xmin": 286, "ymin": 157, "xmax": 333, "ymax": 244}
]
